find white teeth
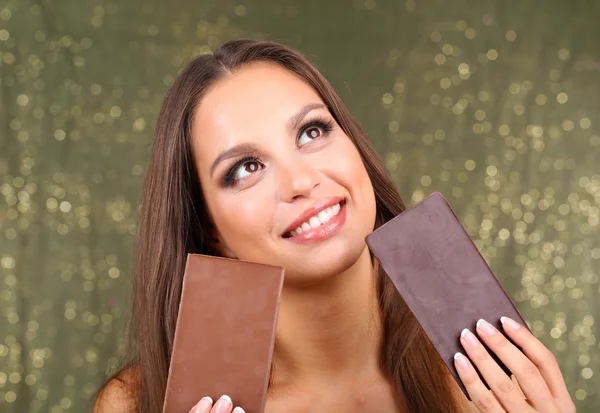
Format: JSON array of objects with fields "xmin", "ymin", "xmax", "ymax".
[
  {"xmin": 317, "ymin": 210, "xmax": 330, "ymax": 224},
  {"xmin": 288, "ymin": 202, "xmax": 343, "ymax": 237},
  {"xmin": 308, "ymin": 216, "xmax": 320, "ymax": 228}
]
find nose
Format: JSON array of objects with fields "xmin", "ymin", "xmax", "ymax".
[{"xmin": 277, "ymin": 157, "xmax": 321, "ymax": 202}]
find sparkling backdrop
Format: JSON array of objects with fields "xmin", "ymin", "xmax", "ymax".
[{"xmin": 0, "ymin": 0, "xmax": 598, "ymax": 411}]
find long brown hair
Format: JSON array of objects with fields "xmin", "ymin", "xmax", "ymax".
[{"xmin": 96, "ymin": 39, "xmax": 464, "ymax": 412}]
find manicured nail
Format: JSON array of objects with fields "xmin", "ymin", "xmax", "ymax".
[
  {"xmin": 476, "ymin": 319, "xmax": 496, "ymax": 336},
  {"xmin": 461, "ymin": 328, "xmax": 479, "ymax": 348},
  {"xmin": 454, "ymin": 352, "xmax": 469, "ymax": 370},
  {"xmin": 214, "ymin": 395, "xmax": 232, "ymax": 413},
  {"xmin": 194, "ymin": 397, "xmax": 213, "ymax": 412},
  {"xmin": 501, "ymin": 316, "xmax": 521, "ymax": 330},
  {"xmin": 233, "ymin": 408, "xmax": 245, "ymax": 413}
]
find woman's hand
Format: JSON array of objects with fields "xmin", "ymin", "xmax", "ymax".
[
  {"xmin": 188, "ymin": 395, "xmax": 245, "ymax": 413},
  {"xmin": 454, "ymin": 316, "xmax": 576, "ymax": 412}
]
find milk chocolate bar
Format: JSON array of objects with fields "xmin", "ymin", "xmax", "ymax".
[
  {"xmin": 365, "ymin": 192, "xmax": 529, "ymax": 398},
  {"xmin": 163, "ymin": 254, "xmax": 284, "ymax": 413}
]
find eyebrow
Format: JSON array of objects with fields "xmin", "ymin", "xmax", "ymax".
[
  {"xmin": 209, "ymin": 142, "xmax": 260, "ymax": 178},
  {"xmin": 285, "ymin": 103, "xmax": 328, "ymax": 134},
  {"xmin": 209, "ymin": 103, "xmax": 328, "ymax": 177}
]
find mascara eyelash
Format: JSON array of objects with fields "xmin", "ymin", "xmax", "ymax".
[
  {"xmin": 221, "ymin": 117, "xmax": 335, "ymax": 187},
  {"xmin": 297, "ymin": 117, "xmax": 335, "ymax": 141},
  {"xmin": 222, "ymin": 155, "xmax": 262, "ymax": 187}
]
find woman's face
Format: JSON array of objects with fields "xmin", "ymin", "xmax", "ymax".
[{"xmin": 192, "ymin": 62, "xmax": 376, "ymax": 283}]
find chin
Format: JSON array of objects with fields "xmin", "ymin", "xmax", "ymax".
[{"xmin": 283, "ymin": 239, "xmax": 370, "ymax": 285}]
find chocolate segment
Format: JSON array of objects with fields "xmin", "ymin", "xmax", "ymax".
[
  {"xmin": 366, "ymin": 192, "xmax": 529, "ymax": 398},
  {"xmin": 163, "ymin": 254, "xmax": 284, "ymax": 413}
]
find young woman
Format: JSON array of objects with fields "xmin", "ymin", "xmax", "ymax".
[{"xmin": 94, "ymin": 40, "xmax": 575, "ymax": 413}]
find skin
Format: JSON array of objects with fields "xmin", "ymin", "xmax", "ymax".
[
  {"xmin": 187, "ymin": 62, "xmax": 576, "ymax": 413},
  {"xmin": 92, "ymin": 61, "xmax": 576, "ymax": 413},
  {"xmin": 187, "ymin": 61, "xmax": 576, "ymax": 413},
  {"xmin": 191, "ymin": 61, "xmax": 396, "ymax": 411}
]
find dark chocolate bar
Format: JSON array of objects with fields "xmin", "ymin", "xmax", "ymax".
[
  {"xmin": 365, "ymin": 192, "xmax": 529, "ymax": 398},
  {"xmin": 163, "ymin": 254, "xmax": 284, "ymax": 413}
]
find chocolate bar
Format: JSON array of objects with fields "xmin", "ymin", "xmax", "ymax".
[
  {"xmin": 163, "ymin": 254, "xmax": 284, "ymax": 413},
  {"xmin": 365, "ymin": 192, "xmax": 529, "ymax": 398}
]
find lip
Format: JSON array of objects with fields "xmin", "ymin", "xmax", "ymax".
[
  {"xmin": 282, "ymin": 197, "xmax": 345, "ymax": 236},
  {"xmin": 282, "ymin": 197, "xmax": 347, "ymax": 244}
]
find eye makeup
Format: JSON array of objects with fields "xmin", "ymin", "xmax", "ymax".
[
  {"xmin": 221, "ymin": 154, "xmax": 264, "ymax": 187},
  {"xmin": 219, "ymin": 115, "xmax": 336, "ymax": 188},
  {"xmin": 296, "ymin": 116, "xmax": 335, "ymax": 143}
]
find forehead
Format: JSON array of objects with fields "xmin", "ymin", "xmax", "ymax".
[
  {"xmin": 192, "ymin": 62, "xmax": 323, "ymax": 165},
  {"xmin": 198, "ymin": 61, "xmax": 319, "ymax": 121}
]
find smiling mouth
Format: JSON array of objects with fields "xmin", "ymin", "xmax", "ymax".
[{"xmin": 282, "ymin": 200, "xmax": 346, "ymax": 239}]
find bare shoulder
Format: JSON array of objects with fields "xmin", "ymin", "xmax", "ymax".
[{"xmin": 94, "ymin": 367, "xmax": 139, "ymax": 413}]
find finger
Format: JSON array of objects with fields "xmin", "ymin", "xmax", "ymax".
[
  {"xmin": 500, "ymin": 316, "xmax": 575, "ymax": 410},
  {"xmin": 460, "ymin": 328, "xmax": 533, "ymax": 412},
  {"xmin": 510, "ymin": 375, "xmax": 525, "ymax": 399},
  {"xmin": 209, "ymin": 395, "xmax": 233, "ymax": 413},
  {"xmin": 190, "ymin": 396, "xmax": 213, "ymax": 413},
  {"xmin": 454, "ymin": 352, "xmax": 506, "ymax": 412},
  {"xmin": 475, "ymin": 319, "xmax": 557, "ymax": 412}
]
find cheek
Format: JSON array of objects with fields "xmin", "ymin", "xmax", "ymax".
[
  {"xmin": 335, "ymin": 140, "xmax": 377, "ymax": 223},
  {"xmin": 335, "ymin": 140, "xmax": 373, "ymax": 191},
  {"xmin": 209, "ymin": 191, "xmax": 274, "ymax": 244}
]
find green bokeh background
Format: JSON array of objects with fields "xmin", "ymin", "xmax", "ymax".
[{"xmin": 1, "ymin": 0, "xmax": 599, "ymax": 411}]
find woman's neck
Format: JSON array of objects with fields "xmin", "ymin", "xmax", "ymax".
[{"xmin": 271, "ymin": 247, "xmax": 384, "ymax": 388}]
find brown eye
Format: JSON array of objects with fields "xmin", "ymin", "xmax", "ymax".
[
  {"xmin": 244, "ymin": 162, "xmax": 260, "ymax": 173},
  {"xmin": 298, "ymin": 126, "xmax": 324, "ymax": 146},
  {"xmin": 307, "ymin": 127, "xmax": 322, "ymax": 139},
  {"xmin": 232, "ymin": 160, "xmax": 263, "ymax": 182}
]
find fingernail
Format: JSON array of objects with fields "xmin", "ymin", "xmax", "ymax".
[
  {"xmin": 454, "ymin": 352, "xmax": 469, "ymax": 370},
  {"xmin": 194, "ymin": 397, "xmax": 213, "ymax": 412},
  {"xmin": 461, "ymin": 328, "xmax": 479, "ymax": 348},
  {"xmin": 214, "ymin": 395, "xmax": 232, "ymax": 413},
  {"xmin": 501, "ymin": 316, "xmax": 521, "ymax": 330},
  {"xmin": 233, "ymin": 408, "xmax": 245, "ymax": 413},
  {"xmin": 476, "ymin": 319, "xmax": 496, "ymax": 336}
]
